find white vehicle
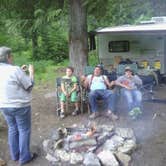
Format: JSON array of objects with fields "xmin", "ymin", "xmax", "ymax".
[{"xmin": 93, "ymin": 17, "xmax": 166, "ymax": 74}]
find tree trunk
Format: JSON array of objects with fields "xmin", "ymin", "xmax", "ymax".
[{"xmin": 69, "ymin": 0, "xmax": 88, "ymax": 76}]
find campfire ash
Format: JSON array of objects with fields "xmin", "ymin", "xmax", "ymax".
[{"xmin": 43, "ymin": 124, "xmax": 137, "ymax": 166}]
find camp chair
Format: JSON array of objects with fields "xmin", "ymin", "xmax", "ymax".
[
  {"xmin": 116, "ymin": 63, "xmax": 138, "ymax": 76},
  {"xmin": 55, "ymin": 77, "xmax": 83, "ymax": 117}
]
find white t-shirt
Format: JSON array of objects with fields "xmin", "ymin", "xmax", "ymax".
[
  {"xmin": 0, "ymin": 63, "xmax": 33, "ymax": 108},
  {"xmin": 87, "ymin": 74, "xmax": 107, "ymax": 91}
]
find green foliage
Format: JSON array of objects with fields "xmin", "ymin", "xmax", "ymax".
[{"xmin": 88, "ymin": 50, "xmax": 99, "ymax": 66}]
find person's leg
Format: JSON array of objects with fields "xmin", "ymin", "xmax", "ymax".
[
  {"xmin": 102, "ymin": 90, "xmax": 118, "ymax": 120},
  {"xmin": 60, "ymin": 93, "xmax": 66, "ymax": 112},
  {"xmin": 59, "ymin": 93, "xmax": 66, "ymax": 118},
  {"xmin": 133, "ymin": 90, "xmax": 142, "ymax": 109},
  {"xmin": 121, "ymin": 89, "xmax": 134, "ymax": 112},
  {"xmin": 15, "ymin": 106, "xmax": 32, "ymax": 164},
  {"xmin": 88, "ymin": 90, "xmax": 98, "ymax": 113},
  {"xmin": 71, "ymin": 91, "xmax": 79, "ymax": 110},
  {"xmin": 2, "ymin": 108, "xmax": 19, "ymax": 161}
]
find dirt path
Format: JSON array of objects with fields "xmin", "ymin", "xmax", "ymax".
[{"xmin": 0, "ymin": 84, "xmax": 166, "ymax": 166}]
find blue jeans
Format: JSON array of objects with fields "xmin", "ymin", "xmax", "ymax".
[
  {"xmin": 88, "ymin": 89, "xmax": 116, "ymax": 113},
  {"xmin": 121, "ymin": 88, "xmax": 142, "ymax": 112},
  {"xmin": 1, "ymin": 106, "xmax": 32, "ymax": 164}
]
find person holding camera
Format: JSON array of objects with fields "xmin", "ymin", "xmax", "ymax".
[{"xmin": 0, "ymin": 46, "xmax": 37, "ymax": 165}]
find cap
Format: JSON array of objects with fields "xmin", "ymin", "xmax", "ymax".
[
  {"xmin": 95, "ymin": 64, "xmax": 103, "ymax": 70},
  {"xmin": 125, "ymin": 66, "xmax": 132, "ymax": 72}
]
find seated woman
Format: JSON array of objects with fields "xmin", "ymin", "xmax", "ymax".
[
  {"xmin": 115, "ymin": 66, "xmax": 143, "ymax": 119},
  {"xmin": 60, "ymin": 66, "xmax": 80, "ymax": 119}
]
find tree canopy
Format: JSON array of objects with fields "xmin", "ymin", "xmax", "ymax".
[{"xmin": 0, "ymin": 0, "xmax": 166, "ymax": 72}]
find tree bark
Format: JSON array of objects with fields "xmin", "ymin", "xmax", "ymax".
[{"xmin": 69, "ymin": 0, "xmax": 88, "ymax": 76}]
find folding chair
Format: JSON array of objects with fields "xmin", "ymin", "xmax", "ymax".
[{"xmin": 55, "ymin": 77, "xmax": 83, "ymax": 117}]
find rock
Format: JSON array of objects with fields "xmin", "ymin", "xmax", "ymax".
[
  {"xmin": 55, "ymin": 149, "xmax": 70, "ymax": 162},
  {"xmin": 97, "ymin": 125, "xmax": 114, "ymax": 133},
  {"xmin": 45, "ymin": 153, "xmax": 59, "ymax": 162},
  {"xmin": 115, "ymin": 128, "xmax": 136, "ymax": 141},
  {"xmin": 70, "ymin": 152, "xmax": 83, "ymax": 164},
  {"xmin": 97, "ymin": 150, "xmax": 119, "ymax": 166},
  {"xmin": 115, "ymin": 152, "xmax": 131, "ymax": 166},
  {"xmin": 102, "ymin": 135, "xmax": 124, "ymax": 151},
  {"xmin": 83, "ymin": 152, "xmax": 101, "ymax": 166},
  {"xmin": 118, "ymin": 139, "xmax": 137, "ymax": 154}
]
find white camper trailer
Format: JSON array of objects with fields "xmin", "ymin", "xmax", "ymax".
[{"xmin": 94, "ymin": 17, "xmax": 166, "ymax": 74}]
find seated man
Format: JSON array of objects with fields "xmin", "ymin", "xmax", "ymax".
[
  {"xmin": 60, "ymin": 66, "xmax": 80, "ymax": 119},
  {"xmin": 83, "ymin": 65, "xmax": 118, "ymax": 120},
  {"xmin": 115, "ymin": 66, "xmax": 142, "ymax": 119}
]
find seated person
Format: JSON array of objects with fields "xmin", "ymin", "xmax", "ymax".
[
  {"xmin": 107, "ymin": 64, "xmax": 117, "ymax": 82},
  {"xmin": 60, "ymin": 66, "xmax": 80, "ymax": 119},
  {"xmin": 115, "ymin": 66, "xmax": 142, "ymax": 119},
  {"xmin": 83, "ymin": 65, "xmax": 118, "ymax": 120}
]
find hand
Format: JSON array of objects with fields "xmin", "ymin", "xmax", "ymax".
[
  {"xmin": 110, "ymin": 81, "xmax": 115, "ymax": 87},
  {"xmin": 21, "ymin": 64, "xmax": 28, "ymax": 72},
  {"xmin": 28, "ymin": 64, "xmax": 34, "ymax": 74},
  {"xmin": 80, "ymin": 75, "xmax": 86, "ymax": 82},
  {"xmin": 124, "ymin": 85, "xmax": 132, "ymax": 90}
]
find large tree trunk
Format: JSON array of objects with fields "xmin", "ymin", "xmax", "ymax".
[{"xmin": 69, "ymin": 0, "xmax": 88, "ymax": 76}]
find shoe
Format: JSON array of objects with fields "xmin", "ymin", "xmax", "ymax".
[
  {"xmin": 129, "ymin": 107, "xmax": 142, "ymax": 120},
  {"xmin": 19, "ymin": 153, "xmax": 38, "ymax": 165},
  {"xmin": 106, "ymin": 111, "xmax": 118, "ymax": 120},
  {"xmin": 89, "ymin": 112, "xmax": 99, "ymax": 119},
  {"xmin": 60, "ymin": 112, "xmax": 65, "ymax": 119},
  {"xmin": 72, "ymin": 109, "xmax": 80, "ymax": 116}
]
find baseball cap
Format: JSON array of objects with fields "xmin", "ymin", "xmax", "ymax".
[{"xmin": 125, "ymin": 66, "xmax": 132, "ymax": 72}]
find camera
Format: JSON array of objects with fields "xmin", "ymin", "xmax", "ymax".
[{"xmin": 21, "ymin": 65, "xmax": 28, "ymax": 72}]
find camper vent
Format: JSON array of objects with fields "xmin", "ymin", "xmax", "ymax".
[{"xmin": 151, "ymin": 16, "xmax": 166, "ymax": 23}]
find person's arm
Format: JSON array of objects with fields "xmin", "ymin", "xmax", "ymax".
[
  {"xmin": 61, "ymin": 80, "xmax": 68, "ymax": 96},
  {"xmin": 115, "ymin": 77, "xmax": 132, "ymax": 90},
  {"xmin": 103, "ymin": 75, "xmax": 113, "ymax": 88},
  {"xmin": 28, "ymin": 64, "xmax": 34, "ymax": 82},
  {"xmin": 69, "ymin": 77, "xmax": 78, "ymax": 94},
  {"xmin": 17, "ymin": 65, "xmax": 34, "ymax": 92},
  {"xmin": 84, "ymin": 76, "xmax": 90, "ymax": 89},
  {"xmin": 133, "ymin": 75, "xmax": 142, "ymax": 85}
]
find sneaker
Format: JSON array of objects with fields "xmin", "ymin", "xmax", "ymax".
[
  {"xmin": 129, "ymin": 107, "xmax": 142, "ymax": 120},
  {"xmin": 106, "ymin": 111, "xmax": 118, "ymax": 121},
  {"xmin": 89, "ymin": 112, "xmax": 99, "ymax": 119},
  {"xmin": 60, "ymin": 112, "xmax": 65, "ymax": 119},
  {"xmin": 72, "ymin": 109, "xmax": 80, "ymax": 116}
]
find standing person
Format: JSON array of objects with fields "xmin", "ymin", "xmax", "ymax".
[
  {"xmin": 0, "ymin": 46, "xmax": 37, "ymax": 165},
  {"xmin": 115, "ymin": 66, "xmax": 142, "ymax": 119},
  {"xmin": 84, "ymin": 65, "xmax": 118, "ymax": 120},
  {"xmin": 59, "ymin": 66, "xmax": 80, "ymax": 119}
]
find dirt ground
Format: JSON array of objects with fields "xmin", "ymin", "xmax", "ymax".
[{"xmin": 0, "ymin": 83, "xmax": 166, "ymax": 166}]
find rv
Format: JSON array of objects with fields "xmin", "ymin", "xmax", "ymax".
[{"xmin": 93, "ymin": 17, "xmax": 166, "ymax": 74}]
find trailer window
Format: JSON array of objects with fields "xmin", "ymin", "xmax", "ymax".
[{"xmin": 108, "ymin": 41, "xmax": 129, "ymax": 52}]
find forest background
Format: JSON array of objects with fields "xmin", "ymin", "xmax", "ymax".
[{"xmin": 0, "ymin": 0, "xmax": 166, "ymax": 85}]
